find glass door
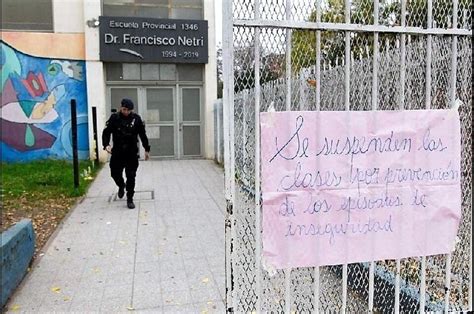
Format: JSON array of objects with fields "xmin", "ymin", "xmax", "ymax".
[
  {"xmin": 145, "ymin": 87, "xmax": 176, "ymax": 158},
  {"xmin": 179, "ymin": 87, "xmax": 202, "ymax": 157},
  {"xmin": 107, "ymin": 87, "xmax": 140, "ymax": 157},
  {"xmin": 108, "ymin": 87, "xmax": 138, "ymax": 115},
  {"xmin": 108, "ymin": 86, "xmax": 201, "ymax": 159}
]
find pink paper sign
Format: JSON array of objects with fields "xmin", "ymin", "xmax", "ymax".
[{"xmin": 260, "ymin": 110, "xmax": 461, "ymax": 269}]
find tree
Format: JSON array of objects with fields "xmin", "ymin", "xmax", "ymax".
[
  {"xmin": 290, "ymin": 0, "xmax": 471, "ymax": 72},
  {"xmin": 233, "ymin": 46, "xmax": 285, "ymax": 92},
  {"xmin": 291, "ymin": 0, "xmax": 350, "ymax": 70}
]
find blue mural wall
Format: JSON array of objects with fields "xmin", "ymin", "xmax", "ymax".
[{"xmin": 1, "ymin": 42, "xmax": 89, "ymax": 162}]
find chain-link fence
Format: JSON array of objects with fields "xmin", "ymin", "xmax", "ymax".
[{"xmin": 223, "ymin": 1, "xmax": 472, "ymax": 313}]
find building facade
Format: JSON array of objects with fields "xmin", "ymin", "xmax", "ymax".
[{"xmin": 1, "ymin": 0, "xmax": 217, "ymax": 162}]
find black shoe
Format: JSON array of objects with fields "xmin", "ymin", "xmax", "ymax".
[
  {"xmin": 127, "ymin": 200, "xmax": 135, "ymax": 209},
  {"xmin": 118, "ymin": 186, "xmax": 125, "ymax": 199}
]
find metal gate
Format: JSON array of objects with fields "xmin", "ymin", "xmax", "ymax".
[{"xmin": 223, "ymin": 0, "xmax": 472, "ymax": 313}]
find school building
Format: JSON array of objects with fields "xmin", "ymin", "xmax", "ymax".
[{"xmin": 1, "ymin": 0, "xmax": 217, "ymax": 162}]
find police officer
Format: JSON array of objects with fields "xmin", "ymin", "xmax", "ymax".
[{"xmin": 102, "ymin": 98, "xmax": 150, "ymax": 209}]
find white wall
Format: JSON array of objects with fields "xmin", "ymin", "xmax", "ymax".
[
  {"xmin": 83, "ymin": 0, "xmax": 108, "ymax": 162},
  {"xmin": 53, "ymin": 0, "xmax": 84, "ymax": 33},
  {"xmin": 54, "ymin": 0, "xmax": 217, "ymax": 161},
  {"xmin": 204, "ymin": 0, "xmax": 217, "ymax": 159}
]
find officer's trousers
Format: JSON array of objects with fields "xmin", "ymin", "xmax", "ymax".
[{"xmin": 110, "ymin": 154, "xmax": 139, "ymax": 201}]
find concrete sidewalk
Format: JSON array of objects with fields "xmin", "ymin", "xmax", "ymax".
[{"xmin": 6, "ymin": 160, "xmax": 226, "ymax": 313}]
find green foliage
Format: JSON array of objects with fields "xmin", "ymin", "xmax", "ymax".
[
  {"xmin": 233, "ymin": 0, "xmax": 471, "ymax": 85},
  {"xmin": 234, "ymin": 47, "xmax": 284, "ymax": 92},
  {"xmin": 290, "ymin": 0, "xmax": 471, "ymax": 72},
  {"xmin": 1, "ymin": 160, "xmax": 102, "ymax": 201}
]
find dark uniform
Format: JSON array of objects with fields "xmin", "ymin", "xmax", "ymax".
[{"xmin": 102, "ymin": 105, "xmax": 150, "ymax": 206}]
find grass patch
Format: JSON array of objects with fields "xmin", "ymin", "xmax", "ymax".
[
  {"xmin": 1, "ymin": 159, "xmax": 102, "ymax": 256},
  {"xmin": 2, "ymin": 159, "xmax": 98, "ymax": 202}
]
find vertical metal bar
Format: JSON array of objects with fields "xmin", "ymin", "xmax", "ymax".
[
  {"xmin": 285, "ymin": 268, "xmax": 292, "ymax": 313},
  {"xmin": 344, "ymin": 0, "xmax": 351, "ymax": 111},
  {"xmin": 176, "ymin": 84, "xmax": 181, "ymax": 158},
  {"xmin": 395, "ymin": 2, "xmax": 407, "ymax": 310},
  {"xmin": 229, "ymin": 10, "xmax": 236, "ymax": 203},
  {"xmin": 314, "ymin": 265, "xmax": 320, "ymax": 313},
  {"xmin": 285, "ymin": 1, "xmax": 293, "ymax": 312},
  {"xmin": 219, "ymin": 101, "xmax": 223, "ymax": 163},
  {"xmin": 222, "ymin": 0, "xmax": 232, "ymax": 234},
  {"xmin": 368, "ymin": 261, "xmax": 375, "ymax": 312},
  {"xmin": 471, "ymin": 206, "xmax": 473, "ymax": 314},
  {"xmin": 371, "ymin": 0, "xmax": 379, "ymax": 111},
  {"xmin": 315, "ymin": 0, "xmax": 321, "ymax": 111},
  {"xmin": 368, "ymin": 1, "xmax": 379, "ymax": 312},
  {"xmin": 470, "ymin": 220, "xmax": 473, "ymax": 312},
  {"xmin": 445, "ymin": 253, "xmax": 452, "ymax": 312},
  {"xmin": 468, "ymin": 9, "xmax": 474, "ymax": 306},
  {"xmin": 342, "ymin": 1, "xmax": 351, "ymax": 313},
  {"xmin": 342, "ymin": 265, "xmax": 348, "ymax": 314},
  {"xmin": 254, "ymin": 0, "xmax": 262, "ymax": 312},
  {"xmin": 215, "ymin": 101, "xmax": 219, "ymax": 162},
  {"xmin": 422, "ymin": 0, "xmax": 432, "ymax": 304},
  {"xmin": 445, "ymin": 2, "xmax": 459, "ymax": 312},
  {"xmin": 285, "ymin": 0, "xmax": 292, "ymax": 111},
  {"xmin": 70, "ymin": 99, "xmax": 79, "ymax": 192},
  {"xmin": 242, "ymin": 92, "xmax": 247, "ymax": 184},
  {"xmin": 222, "ymin": 1, "xmax": 236, "ymax": 312},
  {"xmin": 299, "ymin": 72, "xmax": 304, "ymax": 110},
  {"xmin": 314, "ymin": 2, "xmax": 322, "ymax": 310},
  {"xmin": 425, "ymin": 0, "xmax": 432, "ymax": 109},
  {"xmin": 399, "ymin": 0, "xmax": 406, "ymax": 111},
  {"xmin": 420, "ymin": 256, "xmax": 426, "ymax": 312},
  {"xmin": 92, "ymin": 106, "xmax": 99, "ymax": 166},
  {"xmin": 395, "ymin": 260, "xmax": 401, "ymax": 314},
  {"xmin": 452, "ymin": 0, "xmax": 459, "ymax": 29},
  {"xmin": 450, "ymin": 0, "xmax": 459, "ymax": 107}
]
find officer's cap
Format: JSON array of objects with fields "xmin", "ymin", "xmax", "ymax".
[{"xmin": 121, "ymin": 98, "xmax": 134, "ymax": 110}]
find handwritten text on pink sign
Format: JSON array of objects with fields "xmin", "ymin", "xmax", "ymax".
[{"xmin": 261, "ymin": 110, "xmax": 461, "ymax": 269}]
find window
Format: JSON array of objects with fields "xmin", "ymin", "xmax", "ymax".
[
  {"xmin": 105, "ymin": 63, "xmax": 203, "ymax": 82},
  {"xmin": 177, "ymin": 64, "xmax": 203, "ymax": 81},
  {"xmin": 2, "ymin": 0, "xmax": 53, "ymax": 31},
  {"xmin": 105, "ymin": 63, "xmax": 178, "ymax": 81},
  {"xmin": 102, "ymin": 0, "xmax": 203, "ymax": 20}
]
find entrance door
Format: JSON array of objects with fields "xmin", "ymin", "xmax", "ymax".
[
  {"xmin": 109, "ymin": 87, "xmax": 138, "ymax": 116},
  {"xmin": 108, "ymin": 86, "xmax": 202, "ymax": 159},
  {"xmin": 179, "ymin": 87, "xmax": 202, "ymax": 157},
  {"xmin": 146, "ymin": 86, "xmax": 202, "ymax": 158},
  {"xmin": 145, "ymin": 87, "xmax": 176, "ymax": 158}
]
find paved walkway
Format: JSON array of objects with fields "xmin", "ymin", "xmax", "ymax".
[{"xmin": 6, "ymin": 160, "xmax": 226, "ymax": 313}]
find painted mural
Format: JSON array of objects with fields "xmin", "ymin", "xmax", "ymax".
[{"xmin": 1, "ymin": 42, "xmax": 89, "ymax": 162}]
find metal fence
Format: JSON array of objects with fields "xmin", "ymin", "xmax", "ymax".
[
  {"xmin": 214, "ymin": 99, "xmax": 224, "ymax": 165},
  {"xmin": 223, "ymin": 0, "xmax": 472, "ymax": 313}
]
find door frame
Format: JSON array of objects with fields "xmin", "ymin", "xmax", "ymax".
[
  {"xmin": 107, "ymin": 84, "xmax": 203, "ymax": 159},
  {"xmin": 142, "ymin": 86, "xmax": 177, "ymax": 159},
  {"xmin": 178, "ymin": 85, "xmax": 204, "ymax": 158}
]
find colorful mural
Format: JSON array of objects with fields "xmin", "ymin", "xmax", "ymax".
[{"xmin": 1, "ymin": 42, "xmax": 89, "ymax": 162}]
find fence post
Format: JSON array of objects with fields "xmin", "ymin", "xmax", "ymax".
[
  {"xmin": 254, "ymin": 0, "xmax": 263, "ymax": 311},
  {"xmin": 71, "ymin": 99, "xmax": 79, "ymax": 192},
  {"xmin": 223, "ymin": 0, "xmax": 236, "ymax": 312},
  {"xmin": 92, "ymin": 106, "xmax": 99, "ymax": 166}
]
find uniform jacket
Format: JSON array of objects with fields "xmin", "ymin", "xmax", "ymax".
[{"xmin": 102, "ymin": 112, "xmax": 150, "ymax": 157}]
